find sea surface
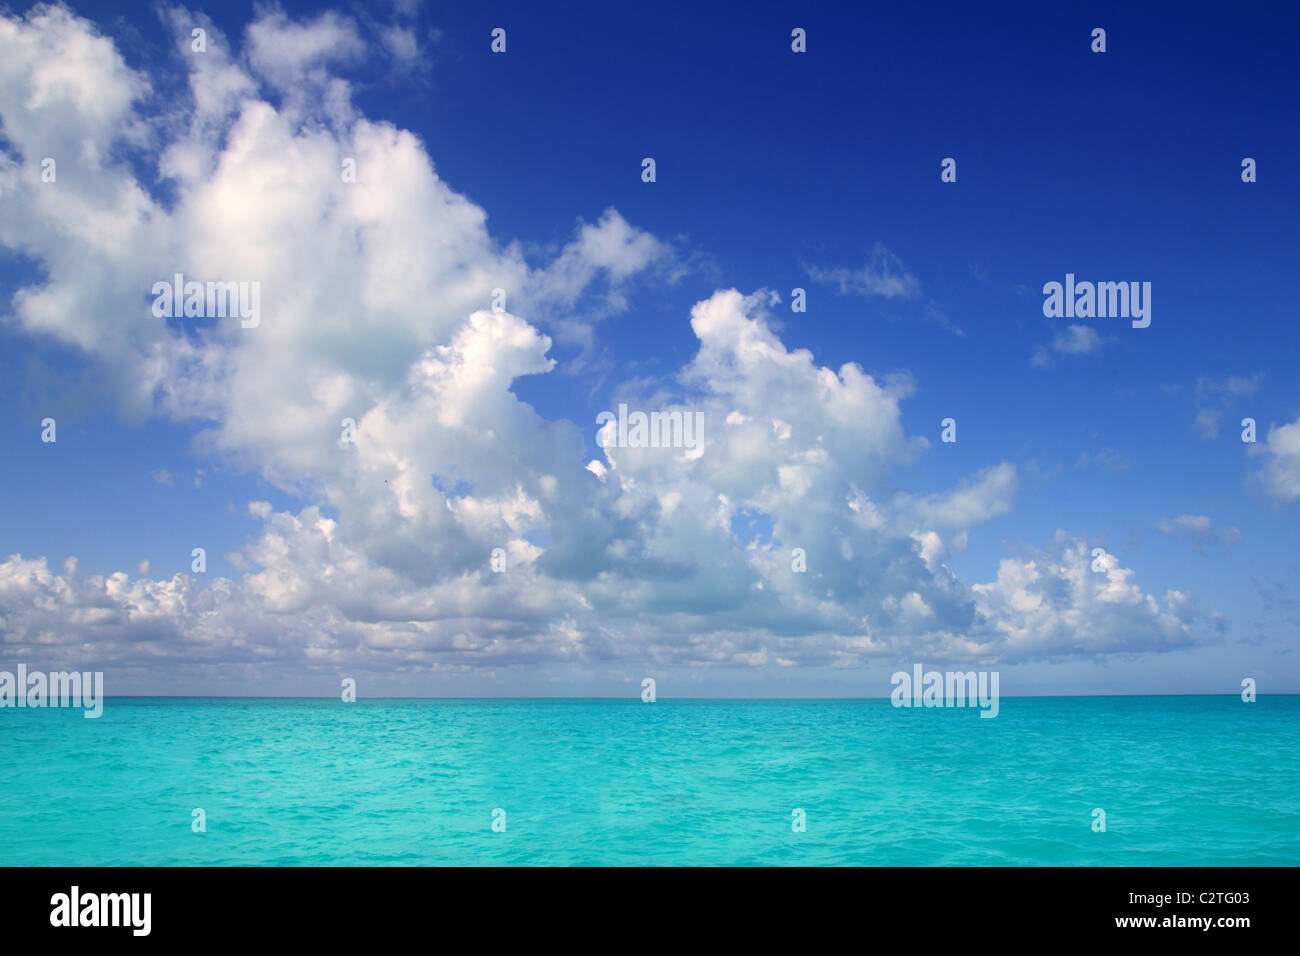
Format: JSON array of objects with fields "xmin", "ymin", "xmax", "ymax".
[{"xmin": 2, "ymin": 696, "xmax": 1297, "ymax": 866}]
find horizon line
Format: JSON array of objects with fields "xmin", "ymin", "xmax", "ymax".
[{"xmin": 63, "ymin": 692, "xmax": 1296, "ymax": 701}]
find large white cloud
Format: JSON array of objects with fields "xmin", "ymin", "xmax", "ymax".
[{"xmin": 0, "ymin": 4, "xmax": 1225, "ymax": 688}]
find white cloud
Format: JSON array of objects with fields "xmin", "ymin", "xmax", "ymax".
[
  {"xmin": 1255, "ymin": 416, "xmax": 1300, "ymax": 503},
  {"xmin": 890, "ymin": 463, "xmax": 1018, "ymax": 531},
  {"xmin": 1031, "ymin": 324, "xmax": 1106, "ymax": 367},
  {"xmin": 1197, "ymin": 374, "xmax": 1262, "ymax": 400},
  {"xmin": 805, "ymin": 244, "xmax": 963, "ymax": 335},
  {"xmin": 1194, "ymin": 373, "xmax": 1262, "ymax": 439},
  {"xmin": 1075, "ymin": 448, "xmax": 1130, "ymax": 473},
  {"xmin": 379, "ymin": 25, "xmax": 419, "ymax": 65},
  {"xmin": 1195, "ymin": 409, "xmax": 1222, "ymax": 439},
  {"xmin": 971, "ymin": 532, "xmax": 1226, "ymax": 660},
  {"xmin": 1155, "ymin": 514, "xmax": 1242, "ymax": 547},
  {"xmin": 806, "ymin": 243, "xmax": 920, "ymax": 299},
  {"xmin": 246, "ymin": 9, "xmax": 366, "ymax": 96},
  {"xmin": 0, "ymin": 6, "xmax": 1226, "ymax": 688}
]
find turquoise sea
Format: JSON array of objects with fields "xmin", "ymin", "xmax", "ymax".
[{"xmin": 2, "ymin": 696, "xmax": 1297, "ymax": 866}]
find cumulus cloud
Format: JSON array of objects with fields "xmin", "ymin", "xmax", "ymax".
[
  {"xmin": 0, "ymin": 5, "xmax": 1224, "ymax": 688},
  {"xmin": 1253, "ymin": 415, "xmax": 1300, "ymax": 503},
  {"xmin": 971, "ymin": 532, "xmax": 1226, "ymax": 660}
]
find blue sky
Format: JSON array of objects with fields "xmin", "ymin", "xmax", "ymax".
[{"xmin": 1, "ymin": 0, "xmax": 1298, "ymax": 696}]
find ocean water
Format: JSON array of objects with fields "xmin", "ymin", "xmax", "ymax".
[{"xmin": 1, "ymin": 696, "xmax": 1296, "ymax": 866}]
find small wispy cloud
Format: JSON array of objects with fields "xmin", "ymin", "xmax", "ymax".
[
  {"xmin": 152, "ymin": 469, "xmax": 175, "ymax": 486},
  {"xmin": 806, "ymin": 243, "xmax": 921, "ymax": 299},
  {"xmin": 1032, "ymin": 324, "xmax": 1107, "ymax": 367},
  {"xmin": 1197, "ymin": 374, "xmax": 1262, "ymax": 401},
  {"xmin": 1076, "ymin": 447, "xmax": 1130, "ymax": 473},
  {"xmin": 1194, "ymin": 373, "xmax": 1262, "ymax": 438},
  {"xmin": 380, "ymin": 25, "xmax": 419, "ymax": 64},
  {"xmin": 1156, "ymin": 514, "xmax": 1242, "ymax": 548},
  {"xmin": 805, "ymin": 243, "xmax": 962, "ymax": 334}
]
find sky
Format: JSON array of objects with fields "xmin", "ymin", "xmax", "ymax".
[{"xmin": 0, "ymin": 0, "xmax": 1297, "ymax": 697}]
